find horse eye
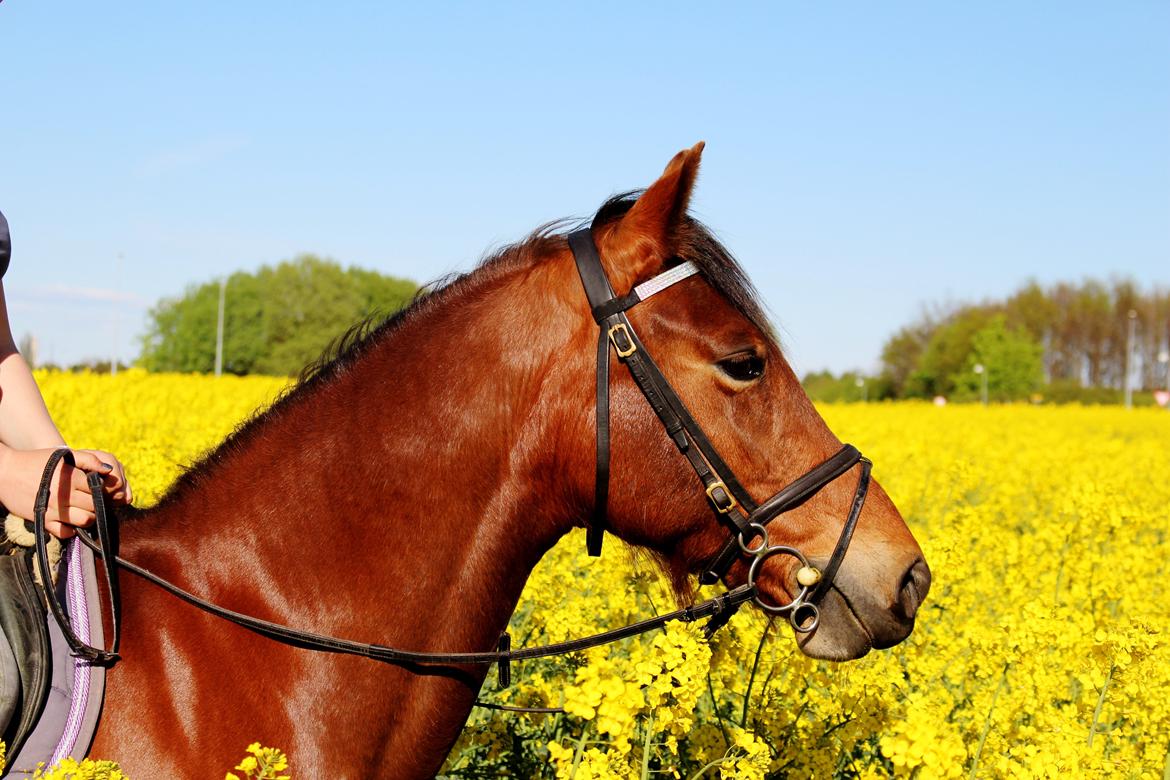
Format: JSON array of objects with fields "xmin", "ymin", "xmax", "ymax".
[{"xmin": 718, "ymin": 354, "xmax": 765, "ymax": 382}]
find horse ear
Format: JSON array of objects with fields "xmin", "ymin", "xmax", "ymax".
[{"xmin": 600, "ymin": 141, "xmax": 705, "ymax": 291}]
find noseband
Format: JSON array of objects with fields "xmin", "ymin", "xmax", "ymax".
[{"xmin": 568, "ymin": 229, "xmax": 872, "ymax": 632}]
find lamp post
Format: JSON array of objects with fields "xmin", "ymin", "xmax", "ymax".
[
  {"xmin": 973, "ymin": 363, "xmax": 987, "ymax": 406},
  {"xmin": 856, "ymin": 376, "xmax": 867, "ymax": 403},
  {"xmin": 214, "ymin": 277, "xmax": 227, "ymax": 378},
  {"xmin": 112, "ymin": 252, "xmax": 123, "ymax": 377},
  {"xmin": 1124, "ymin": 309, "xmax": 1137, "ymax": 409},
  {"xmin": 1159, "ymin": 349, "xmax": 1169, "ymax": 393}
]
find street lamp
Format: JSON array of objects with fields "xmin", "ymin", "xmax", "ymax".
[
  {"xmin": 1124, "ymin": 309, "xmax": 1137, "ymax": 409},
  {"xmin": 214, "ymin": 277, "xmax": 227, "ymax": 377},
  {"xmin": 855, "ymin": 376, "xmax": 867, "ymax": 403},
  {"xmin": 973, "ymin": 363, "xmax": 988, "ymax": 406},
  {"xmin": 112, "ymin": 252, "xmax": 123, "ymax": 377}
]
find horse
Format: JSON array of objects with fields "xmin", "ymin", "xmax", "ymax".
[{"xmin": 88, "ymin": 143, "xmax": 930, "ymax": 778}]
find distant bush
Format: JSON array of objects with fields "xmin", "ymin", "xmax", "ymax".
[
  {"xmin": 802, "ymin": 371, "xmax": 893, "ymax": 403},
  {"xmin": 139, "ymin": 254, "xmax": 417, "ymax": 376},
  {"xmin": 1040, "ymin": 379, "xmax": 1157, "ymax": 406}
]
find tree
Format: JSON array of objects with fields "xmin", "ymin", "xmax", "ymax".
[
  {"xmin": 904, "ymin": 307, "xmax": 996, "ymax": 398},
  {"xmin": 952, "ymin": 316, "xmax": 1044, "ymax": 402},
  {"xmin": 879, "ymin": 321, "xmax": 933, "ymax": 397},
  {"xmin": 140, "ymin": 254, "xmax": 417, "ymax": 375},
  {"xmin": 878, "ymin": 277, "xmax": 1170, "ymax": 400},
  {"xmin": 1004, "ymin": 280, "xmax": 1057, "ymax": 343},
  {"xmin": 140, "ymin": 280, "xmax": 220, "ymax": 373}
]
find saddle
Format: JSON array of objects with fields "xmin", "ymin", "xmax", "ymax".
[
  {"xmin": 0, "ymin": 528, "xmax": 109, "ymax": 777},
  {"xmin": 0, "ymin": 539, "xmax": 51, "ymax": 761},
  {"xmin": 0, "ymin": 454, "xmax": 113, "ymax": 777}
]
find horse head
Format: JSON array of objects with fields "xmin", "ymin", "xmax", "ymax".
[{"xmin": 564, "ymin": 143, "xmax": 930, "ymax": 660}]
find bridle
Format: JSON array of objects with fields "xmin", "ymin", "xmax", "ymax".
[
  {"xmin": 568, "ymin": 228, "xmax": 871, "ymax": 634},
  {"xmin": 29, "ymin": 227, "xmax": 872, "ymax": 693}
]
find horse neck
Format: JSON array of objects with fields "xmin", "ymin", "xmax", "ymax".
[{"xmin": 121, "ymin": 257, "xmax": 588, "ymax": 652}]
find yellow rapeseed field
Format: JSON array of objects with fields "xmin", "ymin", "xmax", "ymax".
[{"xmin": 28, "ymin": 370, "xmax": 1170, "ymax": 779}]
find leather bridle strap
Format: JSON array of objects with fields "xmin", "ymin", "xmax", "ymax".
[
  {"xmin": 31, "ymin": 449, "xmax": 757, "ymax": 673},
  {"xmin": 568, "ymin": 229, "xmax": 731, "ymax": 554},
  {"xmin": 700, "ymin": 445, "xmax": 863, "ymax": 584},
  {"xmin": 80, "ymin": 538, "xmax": 756, "ymax": 665},
  {"xmin": 569, "ymin": 229, "xmax": 758, "ymax": 547},
  {"xmin": 33, "ymin": 448, "xmax": 122, "ymax": 665},
  {"xmin": 810, "ymin": 458, "xmax": 870, "ymax": 603},
  {"xmin": 567, "ymin": 227, "xmax": 870, "ymax": 601},
  {"xmin": 569, "ymin": 229, "xmax": 617, "ymax": 556}
]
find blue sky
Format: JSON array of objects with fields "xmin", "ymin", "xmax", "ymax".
[{"xmin": 2, "ymin": 2, "xmax": 1167, "ymax": 374}]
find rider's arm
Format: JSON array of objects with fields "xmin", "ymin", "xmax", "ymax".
[
  {"xmin": 0, "ymin": 280, "xmax": 132, "ymax": 536},
  {"xmin": 0, "ymin": 281, "xmax": 69, "ymax": 450}
]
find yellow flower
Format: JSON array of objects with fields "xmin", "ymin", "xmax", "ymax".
[{"xmin": 24, "ymin": 371, "xmax": 1170, "ymax": 778}]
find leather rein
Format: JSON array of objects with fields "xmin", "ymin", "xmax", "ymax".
[{"xmin": 30, "ymin": 227, "xmax": 872, "ymax": 692}]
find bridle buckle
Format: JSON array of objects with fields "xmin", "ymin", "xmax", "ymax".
[
  {"xmin": 607, "ymin": 323, "xmax": 637, "ymax": 357},
  {"xmin": 705, "ymin": 481, "xmax": 738, "ymax": 513}
]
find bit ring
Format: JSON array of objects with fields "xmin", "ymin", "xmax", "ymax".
[
  {"xmin": 789, "ymin": 602, "xmax": 820, "ymax": 634},
  {"xmin": 746, "ymin": 544, "xmax": 819, "ymax": 632},
  {"xmin": 737, "ymin": 522, "xmax": 770, "ymax": 555}
]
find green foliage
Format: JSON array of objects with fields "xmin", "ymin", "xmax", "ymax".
[
  {"xmin": 951, "ymin": 316, "xmax": 1044, "ymax": 402},
  {"xmin": 802, "ymin": 371, "xmax": 889, "ymax": 402},
  {"xmin": 904, "ymin": 308, "xmax": 995, "ymax": 398},
  {"xmin": 880, "ymin": 277, "xmax": 1170, "ymax": 402},
  {"xmin": 878, "ymin": 322, "xmax": 932, "ymax": 396},
  {"xmin": 1042, "ymin": 380, "xmax": 1157, "ymax": 406},
  {"xmin": 139, "ymin": 255, "xmax": 417, "ymax": 375}
]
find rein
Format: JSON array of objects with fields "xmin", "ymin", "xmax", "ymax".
[
  {"xmin": 29, "ymin": 227, "xmax": 873, "ymax": 709},
  {"xmin": 31, "ymin": 451, "xmax": 756, "ymax": 687}
]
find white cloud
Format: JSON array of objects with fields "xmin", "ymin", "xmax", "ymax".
[
  {"xmin": 133, "ymin": 134, "xmax": 249, "ymax": 179},
  {"xmin": 15, "ymin": 284, "xmax": 149, "ymax": 306}
]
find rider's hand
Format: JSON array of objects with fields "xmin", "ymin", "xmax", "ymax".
[
  {"xmin": 74, "ymin": 448, "xmax": 132, "ymax": 506},
  {"xmin": 0, "ymin": 445, "xmax": 133, "ymax": 539}
]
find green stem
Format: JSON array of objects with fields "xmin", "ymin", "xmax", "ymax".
[
  {"xmin": 1088, "ymin": 663, "xmax": 1116, "ymax": 748},
  {"xmin": 687, "ymin": 754, "xmax": 737, "ymax": 780},
  {"xmin": 740, "ymin": 617, "xmax": 774, "ymax": 726},
  {"xmin": 759, "ymin": 647, "xmax": 784, "ymax": 700},
  {"xmin": 546, "ymin": 689, "xmax": 567, "ymax": 743},
  {"xmin": 641, "ymin": 711, "xmax": 655, "ymax": 780},
  {"xmin": 645, "ymin": 588, "xmax": 661, "ymax": 617},
  {"xmin": 819, "ymin": 716, "xmax": 854, "ymax": 745},
  {"xmin": 706, "ymin": 670, "xmax": 731, "ymax": 750},
  {"xmin": 969, "ymin": 663, "xmax": 1009, "ymax": 780},
  {"xmin": 568, "ymin": 727, "xmax": 589, "ymax": 780}
]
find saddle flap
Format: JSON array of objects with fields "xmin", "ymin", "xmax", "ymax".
[{"xmin": 0, "ymin": 550, "xmax": 52, "ymax": 762}]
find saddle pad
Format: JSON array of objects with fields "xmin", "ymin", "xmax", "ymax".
[{"xmin": 5, "ymin": 540, "xmax": 106, "ymax": 777}]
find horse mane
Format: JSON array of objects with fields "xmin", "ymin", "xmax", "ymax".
[{"xmin": 144, "ymin": 193, "xmax": 769, "ymax": 510}]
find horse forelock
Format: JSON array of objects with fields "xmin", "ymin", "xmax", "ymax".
[{"xmin": 589, "ymin": 192, "xmax": 773, "ymax": 339}]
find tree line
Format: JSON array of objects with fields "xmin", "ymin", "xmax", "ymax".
[
  {"xmin": 139, "ymin": 254, "xmax": 418, "ymax": 376},
  {"xmin": 806, "ymin": 278, "xmax": 1169, "ymax": 403}
]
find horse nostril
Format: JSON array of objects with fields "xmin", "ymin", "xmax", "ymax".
[{"xmin": 897, "ymin": 559, "xmax": 931, "ymax": 620}]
